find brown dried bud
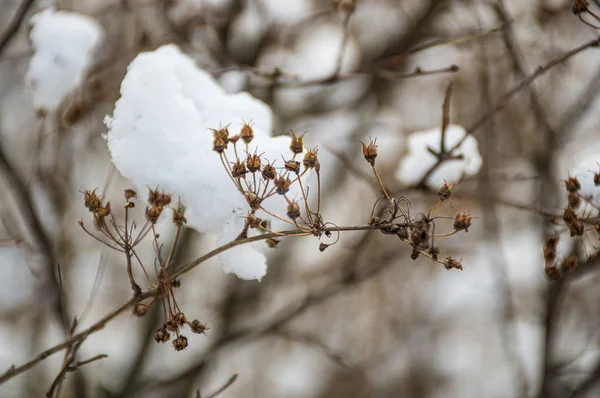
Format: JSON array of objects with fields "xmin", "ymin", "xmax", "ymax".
[
  {"xmin": 444, "ymin": 257, "xmax": 463, "ymax": 270},
  {"xmin": 173, "ymin": 312, "xmax": 187, "ymax": 326},
  {"xmin": 172, "ymin": 335, "xmax": 188, "ymax": 351},
  {"xmin": 124, "ymin": 189, "xmax": 137, "ymax": 200},
  {"xmin": 229, "ymin": 134, "xmax": 240, "ymax": 144},
  {"xmin": 568, "ymin": 192, "xmax": 580, "ymax": 208},
  {"xmin": 453, "ymin": 211, "xmax": 472, "ymax": 232},
  {"xmin": 246, "ymin": 214, "xmax": 262, "ymax": 229},
  {"xmin": 165, "ymin": 320, "xmax": 179, "ymax": 333},
  {"xmin": 125, "ymin": 201, "xmax": 135, "ymax": 209},
  {"xmin": 274, "ymin": 175, "xmax": 292, "ymax": 195},
  {"xmin": 287, "ymin": 201, "xmax": 301, "ymax": 220},
  {"xmin": 154, "ymin": 328, "xmax": 170, "ymax": 343},
  {"xmin": 245, "ymin": 192, "xmax": 261, "ymax": 210},
  {"xmin": 246, "ymin": 153, "xmax": 262, "ymax": 172},
  {"xmin": 262, "ymin": 163, "xmax": 276, "ymax": 180},
  {"xmin": 360, "ymin": 138, "xmax": 378, "ymax": 165},
  {"xmin": 213, "ymin": 136, "xmax": 227, "ymax": 153},
  {"xmin": 438, "ymin": 182, "xmax": 453, "ymax": 200},
  {"xmin": 231, "ymin": 161, "xmax": 247, "ymax": 178},
  {"xmin": 544, "ymin": 265, "xmax": 562, "ymax": 280},
  {"xmin": 148, "ymin": 189, "xmax": 172, "ymax": 207},
  {"xmin": 172, "ymin": 206, "xmax": 187, "ymax": 225},
  {"xmin": 565, "ymin": 177, "xmax": 581, "ymax": 193},
  {"xmin": 240, "ymin": 122, "xmax": 254, "ymax": 144},
  {"xmin": 284, "ymin": 159, "xmax": 301, "ymax": 174},
  {"xmin": 410, "ymin": 247, "xmax": 419, "ymax": 260},
  {"xmin": 290, "ymin": 130, "xmax": 305, "ymax": 154},
  {"xmin": 171, "ymin": 279, "xmax": 181, "ymax": 288},
  {"xmin": 82, "ymin": 189, "xmax": 101, "ymax": 212},
  {"xmin": 318, "ymin": 242, "xmax": 330, "ymax": 252},
  {"xmin": 266, "ymin": 237, "xmax": 280, "ymax": 248},
  {"xmin": 569, "ymin": 219, "xmax": 585, "ymax": 237},
  {"xmin": 212, "ymin": 126, "xmax": 229, "ymax": 142},
  {"xmin": 429, "ymin": 247, "xmax": 440, "ymax": 260},
  {"xmin": 146, "ymin": 205, "xmax": 162, "ymax": 224},
  {"xmin": 563, "ymin": 207, "xmax": 576, "ymax": 223},
  {"xmin": 134, "ymin": 303, "xmax": 148, "ymax": 317},
  {"xmin": 303, "ymin": 148, "xmax": 318, "ymax": 169},
  {"xmin": 562, "ymin": 256, "xmax": 578, "ymax": 272},
  {"xmin": 190, "ymin": 319, "xmax": 208, "ymax": 335}
]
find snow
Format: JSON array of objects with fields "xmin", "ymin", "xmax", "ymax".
[
  {"xmin": 395, "ymin": 124, "xmax": 482, "ymax": 189},
  {"xmin": 26, "ymin": 8, "xmax": 104, "ymax": 114},
  {"xmin": 106, "ymin": 44, "xmax": 300, "ymax": 280}
]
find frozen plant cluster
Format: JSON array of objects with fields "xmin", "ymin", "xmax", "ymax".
[
  {"xmin": 26, "ymin": 8, "xmax": 104, "ymax": 114},
  {"xmin": 106, "ymin": 45, "xmax": 300, "ymax": 281}
]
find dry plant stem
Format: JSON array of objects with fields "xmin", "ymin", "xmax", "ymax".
[
  {"xmin": 371, "ymin": 165, "xmax": 392, "ymax": 203},
  {"xmin": 0, "ymin": 0, "xmax": 36, "ymax": 54},
  {"xmin": 124, "ymin": 206, "xmax": 141, "ymax": 297},
  {"xmin": 0, "ymin": 222, "xmax": 407, "ymax": 384},
  {"xmin": 417, "ymin": 36, "xmax": 600, "ymax": 187},
  {"xmin": 165, "ymin": 223, "xmax": 182, "ymax": 268}
]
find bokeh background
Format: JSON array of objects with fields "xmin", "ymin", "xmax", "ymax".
[{"xmin": 1, "ymin": 0, "xmax": 600, "ymax": 397}]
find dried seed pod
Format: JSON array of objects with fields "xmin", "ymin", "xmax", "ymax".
[
  {"xmin": 124, "ymin": 189, "xmax": 137, "ymax": 200},
  {"xmin": 284, "ymin": 159, "xmax": 300, "ymax": 174},
  {"xmin": 173, "ymin": 312, "xmax": 187, "ymax": 326},
  {"xmin": 438, "ymin": 182, "xmax": 453, "ymax": 201},
  {"xmin": 190, "ymin": 320, "xmax": 208, "ymax": 335},
  {"xmin": 231, "ymin": 161, "xmax": 247, "ymax": 178},
  {"xmin": 303, "ymin": 148, "xmax": 319, "ymax": 169},
  {"xmin": 286, "ymin": 201, "xmax": 301, "ymax": 220},
  {"xmin": 568, "ymin": 219, "xmax": 584, "ymax": 237},
  {"xmin": 360, "ymin": 138, "xmax": 378, "ymax": 165},
  {"xmin": 172, "ymin": 206, "xmax": 187, "ymax": 225},
  {"xmin": 245, "ymin": 192, "xmax": 261, "ymax": 210},
  {"xmin": 172, "ymin": 335, "xmax": 188, "ymax": 351},
  {"xmin": 444, "ymin": 257, "xmax": 463, "ymax": 270},
  {"xmin": 165, "ymin": 320, "xmax": 179, "ymax": 333},
  {"xmin": 82, "ymin": 189, "xmax": 102, "ymax": 212},
  {"xmin": 290, "ymin": 130, "xmax": 305, "ymax": 154},
  {"xmin": 563, "ymin": 207, "xmax": 576, "ymax": 223},
  {"xmin": 154, "ymin": 328, "xmax": 170, "ymax": 343},
  {"xmin": 246, "ymin": 153, "xmax": 262, "ymax": 173},
  {"xmin": 146, "ymin": 205, "xmax": 162, "ymax": 224},
  {"xmin": 274, "ymin": 175, "xmax": 292, "ymax": 195},
  {"xmin": 453, "ymin": 211, "xmax": 472, "ymax": 232},
  {"xmin": 240, "ymin": 122, "xmax": 254, "ymax": 144},
  {"xmin": 134, "ymin": 303, "xmax": 148, "ymax": 317},
  {"xmin": 564, "ymin": 176, "xmax": 581, "ymax": 193},
  {"xmin": 568, "ymin": 192, "xmax": 580, "ymax": 208},
  {"xmin": 262, "ymin": 163, "xmax": 276, "ymax": 180}
]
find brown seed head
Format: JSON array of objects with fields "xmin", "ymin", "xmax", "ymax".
[
  {"xmin": 165, "ymin": 320, "xmax": 179, "ymax": 333},
  {"xmin": 303, "ymin": 148, "xmax": 319, "ymax": 169},
  {"xmin": 453, "ymin": 211, "xmax": 473, "ymax": 232},
  {"xmin": 240, "ymin": 121, "xmax": 254, "ymax": 144},
  {"xmin": 212, "ymin": 126, "xmax": 229, "ymax": 142},
  {"xmin": 563, "ymin": 207, "xmax": 576, "ymax": 223},
  {"xmin": 569, "ymin": 219, "xmax": 585, "ymax": 237},
  {"xmin": 286, "ymin": 201, "xmax": 301, "ymax": 220},
  {"xmin": 83, "ymin": 189, "xmax": 102, "ymax": 212},
  {"xmin": 173, "ymin": 312, "xmax": 187, "ymax": 326},
  {"xmin": 134, "ymin": 303, "xmax": 148, "ymax": 317},
  {"xmin": 154, "ymin": 328, "xmax": 170, "ymax": 343},
  {"xmin": 190, "ymin": 319, "xmax": 208, "ymax": 335},
  {"xmin": 172, "ymin": 335, "xmax": 188, "ymax": 351},
  {"xmin": 96, "ymin": 202, "xmax": 111, "ymax": 218},
  {"xmin": 146, "ymin": 205, "xmax": 162, "ymax": 224},
  {"xmin": 172, "ymin": 206, "xmax": 187, "ymax": 225},
  {"xmin": 284, "ymin": 159, "xmax": 301, "ymax": 174},
  {"xmin": 274, "ymin": 175, "xmax": 292, "ymax": 195},
  {"xmin": 231, "ymin": 161, "xmax": 247, "ymax": 178},
  {"xmin": 438, "ymin": 181, "xmax": 453, "ymax": 201},
  {"xmin": 213, "ymin": 136, "xmax": 227, "ymax": 153},
  {"xmin": 246, "ymin": 153, "xmax": 262, "ymax": 172},
  {"xmin": 246, "ymin": 213, "xmax": 262, "ymax": 228},
  {"xmin": 290, "ymin": 130, "xmax": 304, "ymax": 154},
  {"xmin": 262, "ymin": 163, "xmax": 276, "ymax": 180},
  {"xmin": 245, "ymin": 192, "xmax": 261, "ymax": 210},
  {"xmin": 568, "ymin": 192, "xmax": 580, "ymax": 208},
  {"xmin": 360, "ymin": 138, "xmax": 378, "ymax": 165},
  {"xmin": 148, "ymin": 189, "xmax": 172, "ymax": 207},
  {"xmin": 565, "ymin": 176, "xmax": 581, "ymax": 193},
  {"xmin": 444, "ymin": 256, "xmax": 463, "ymax": 270},
  {"xmin": 124, "ymin": 189, "xmax": 137, "ymax": 200}
]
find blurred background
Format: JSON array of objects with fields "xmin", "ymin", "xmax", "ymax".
[{"xmin": 1, "ymin": 0, "xmax": 600, "ymax": 397}]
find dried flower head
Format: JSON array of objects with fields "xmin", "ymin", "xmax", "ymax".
[
  {"xmin": 284, "ymin": 159, "xmax": 301, "ymax": 174},
  {"xmin": 563, "ymin": 207, "xmax": 576, "ymax": 223},
  {"xmin": 154, "ymin": 328, "xmax": 170, "ymax": 343},
  {"xmin": 262, "ymin": 163, "xmax": 276, "ymax": 180},
  {"xmin": 287, "ymin": 201, "xmax": 301, "ymax": 220},
  {"xmin": 173, "ymin": 312, "xmax": 187, "ymax": 326},
  {"xmin": 303, "ymin": 148, "xmax": 319, "ymax": 169},
  {"xmin": 290, "ymin": 130, "xmax": 305, "ymax": 154},
  {"xmin": 565, "ymin": 176, "xmax": 581, "ymax": 192},
  {"xmin": 82, "ymin": 189, "xmax": 102, "ymax": 212},
  {"xmin": 569, "ymin": 219, "xmax": 585, "ymax": 237},
  {"xmin": 444, "ymin": 256, "xmax": 463, "ymax": 270},
  {"xmin": 124, "ymin": 189, "xmax": 137, "ymax": 200},
  {"xmin": 190, "ymin": 320, "xmax": 208, "ymax": 334},
  {"xmin": 438, "ymin": 181, "xmax": 453, "ymax": 201},
  {"xmin": 172, "ymin": 335, "xmax": 188, "ymax": 351},
  {"xmin": 360, "ymin": 138, "xmax": 378, "ymax": 165},
  {"xmin": 240, "ymin": 121, "xmax": 254, "ymax": 144},
  {"xmin": 231, "ymin": 161, "xmax": 247, "ymax": 178},
  {"xmin": 274, "ymin": 175, "xmax": 292, "ymax": 195},
  {"xmin": 134, "ymin": 303, "xmax": 148, "ymax": 317},
  {"xmin": 165, "ymin": 320, "xmax": 179, "ymax": 333},
  {"xmin": 568, "ymin": 192, "xmax": 580, "ymax": 208},
  {"xmin": 146, "ymin": 205, "xmax": 162, "ymax": 224},
  {"xmin": 246, "ymin": 153, "xmax": 262, "ymax": 173},
  {"xmin": 148, "ymin": 189, "xmax": 172, "ymax": 207},
  {"xmin": 245, "ymin": 192, "xmax": 261, "ymax": 210},
  {"xmin": 453, "ymin": 211, "xmax": 473, "ymax": 232},
  {"xmin": 172, "ymin": 206, "xmax": 187, "ymax": 225}
]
